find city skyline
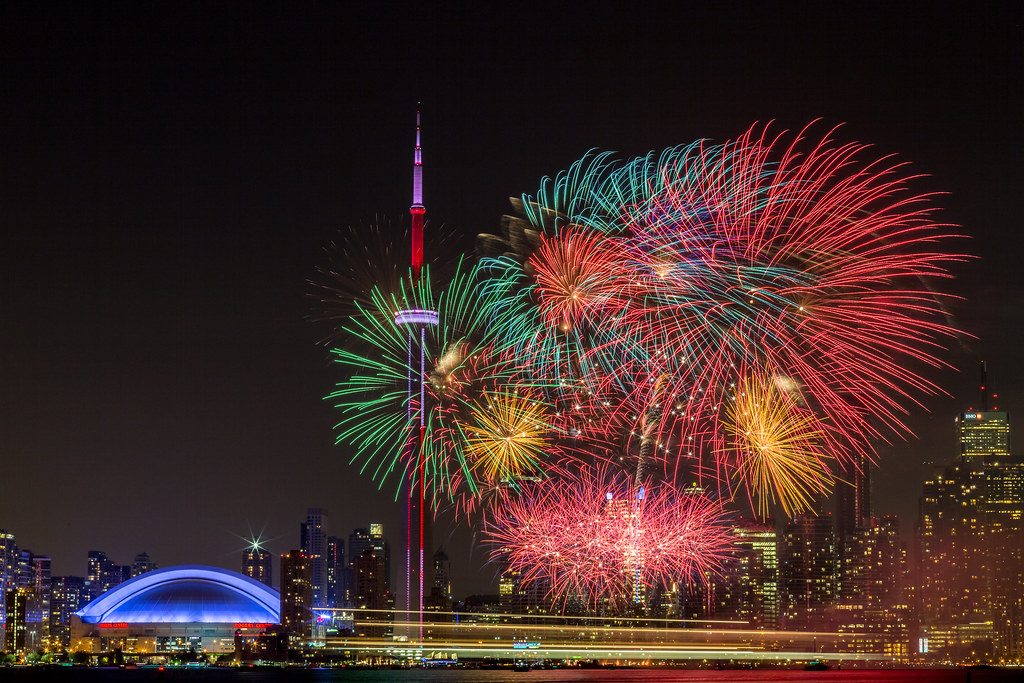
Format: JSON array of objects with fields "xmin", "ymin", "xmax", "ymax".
[{"xmin": 2, "ymin": 4, "xmax": 1022, "ymax": 595}]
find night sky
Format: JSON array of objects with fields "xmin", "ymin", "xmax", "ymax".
[{"xmin": 2, "ymin": 4, "xmax": 1021, "ymax": 596}]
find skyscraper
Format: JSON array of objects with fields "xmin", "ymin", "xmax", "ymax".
[
  {"xmin": 48, "ymin": 576, "xmax": 87, "ymax": 651},
  {"xmin": 780, "ymin": 512, "xmax": 837, "ymax": 630},
  {"xmin": 0, "ymin": 529, "xmax": 16, "ymax": 642},
  {"xmin": 959, "ymin": 411, "xmax": 1010, "ymax": 460},
  {"xmin": 280, "ymin": 550, "xmax": 312, "ymax": 645},
  {"xmin": 353, "ymin": 548, "xmax": 391, "ymax": 637},
  {"xmin": 325, "ymin": 536, "xmax": 344, "ymax": 608},
  {"xmin": 301, "ymin": 507, "xmax": 328, "ymax": 609},
  {"xmin": 426, "ymin": 547, "xmax": 452, "ymax": 614}
]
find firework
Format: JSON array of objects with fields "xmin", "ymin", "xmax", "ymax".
[
  {"xmin": 324, "ymin": 249, "xmax": 583, "ymax": 511},
  {"xmin": 479, "ymin": 123, "xmax": 962, "ymax": 516},
  {"xmin": 722, "ymin": 372, "xmax": 833, "ymax": 518},
  {"xmin": 486, "ymin": 470, "xmax": 733, "ymax": 607}
]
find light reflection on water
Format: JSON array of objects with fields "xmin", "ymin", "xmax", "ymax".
[{"xmin": 0, "ymin": 668, "xmax": 1014, "ymax": 683}]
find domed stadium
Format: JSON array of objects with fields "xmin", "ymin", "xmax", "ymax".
[{"xmin": 71, "ymin": 565, "xmax": 280, "ymax": 655}]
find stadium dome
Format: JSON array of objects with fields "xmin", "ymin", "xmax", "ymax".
[{"xmin": 75, "ymin": 565, "xmax": 280, "ymax": 624}]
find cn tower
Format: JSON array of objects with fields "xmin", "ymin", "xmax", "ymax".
[{"xmin": 393, "ymin": 106, "xmax": 437, "ymax": 643}]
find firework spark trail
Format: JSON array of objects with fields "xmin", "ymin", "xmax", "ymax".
[
  {"xmin": 479, "ymin": 123, "xmax": 963, "ymax": 518},
  {"xmin": 486, "ymin": 470, "xmax": 733, "ymax": 608},
  {"xmin": 325, "ymin": 256, "xmax": 574, "ymax": 509}
]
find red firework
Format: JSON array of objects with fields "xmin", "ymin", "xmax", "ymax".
[
  {"xmin": 504, "ymin": 124, "xmax": 963, "ymax": 514},
  {"xmin": 485, "ymin": 469, "xmax": 734, "ymax": 607}
]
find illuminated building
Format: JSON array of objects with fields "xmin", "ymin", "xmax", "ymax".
[
  {"xmin": 325, "ymin": 536, "xmax": 344, "ymax": 609},
  {"xmin": 687, "ymin": 521, "xmax": 779, "ymax": 628},
  {"xmin": 348, "ymin": 524, "xmax": 389, "ymax": 604},
  {"xmin": 300, "ymin": 507, "xmax": 328, "ymax": 610},
  {"xmin": 131, "ymin": 552, "xmax": 157, "ymax": 578},
  {"xmin": 732, "ymin": 522, "xmax": 780, "ymax": 629},
  {"xmin": 836, "ymin": 517, "xmax": 910, "ymax": 657},
  {"xmin": 917, "ymin": 457, "xmax": 991, "ymax": 658},
  {"xmin": 0, "ymin": 529, "xmax": 15, "ymax": 643},
  {"xmin": 780, "ymin": 511, "xmax": 837, "ymax": 630},
  {"xmin": 48, "ymin": 576, "xmax": 87, "ymax": 651},
  {"xmin": 353, "ymin": 548, "xmax": 392, "ymax": 637},
  {"xmin": 280, "ymin": 551, "xmax": 312, "ymax": 645},
  {"xmin": 87, "ymin": 550, "xmax": 128, "ymax": 600},
  {"xmin": 959, "ymin": 411, "xmax": 1010, "ymax": 460},
  {"xmin": 836, "ymin": 452, "xmax": 871, "ymax": 543},
  {"xmin": 70, "ymin": 565, "xmax": 280, "ymax": 655},
  {"xmin": 916, "ymin": 445, "xmax": 1023, "ymax": 660},
  {"xmin": 242, "ymin": 544, "xmax": 273, "ymax": 588},
  {"xmin": 29, "ymin": 554, "xmax": 50, "ymax": 648},
  {"xmin": 4, "ymin": 588, "xmax": 30, "ymax": 653}
]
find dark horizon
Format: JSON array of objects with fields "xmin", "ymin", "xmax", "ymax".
[{"xmin": 1, "ymin": 4, "xmax": 1022, "ymax": 595}]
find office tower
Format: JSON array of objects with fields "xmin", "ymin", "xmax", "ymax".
[
  {"xmin": 48, "ymin": 576, "xmax": 86, "ymax": 651},
  {"xmin": 959, "ymin": 411, "xmax": 1011, "ymax": 460},
  {"xmin": 780, "ymin": 512, "xmax": 837, "ymax": 630},
  {"xmin": 348, "ymin": 524, "xmax": 390, "ymax": 594},
  {"xmin": 242, "ymin": 543, "xmax": 273, "ymax": 588},
  {"xmin": 353, "ymin": 548, "xmax": 391, "ymax": 637},
  {"xmin": 131, "ymin": 552, "xmax": 157, "ymax": 578},
  {"xmin": 732, "ymin": 522, "xmax": 780, "ymax": 629},
  {"xmin": 325, "ymin": 536, "xmax": 344, "ymax": 608},
  {"xmin": 301, "ymin": 508, "xmax": 328, "ymax": 610},
  {"xmin": 280, "ymin": 551, "xmax": 312, "ymax": 644}
]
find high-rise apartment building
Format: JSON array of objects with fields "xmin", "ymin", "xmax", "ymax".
[
  {"xmin": 0, "ymin": 529, "xmax": 16, "ymax": 642},
  {"xmin": 131, "ymin": 552, "xmax": 157, "ymax": 578},
  {"xmin": 280, "ymin": 550, "xmax": 312, "ymax": 645},
  {"xmin": 86, "ymin": 550, "xmax": 126, "ymax": 599},
  {"xmin": 780, "ymin": 512, "xmax": 837, "ymax": 630},
  {"xmin": 325, "ymin": 536, "xmax": 344, "ymax": 608},
  {"xmin": 242, "ymin": 545, "xmax": 273, "ymax": 588},
  {"xmin": 4, "ymin": 588, "xmax": 29, "ymax": 653},
  {"xmin": 48, "ymin": 576, "xmax": 87, "ymax": 650}
]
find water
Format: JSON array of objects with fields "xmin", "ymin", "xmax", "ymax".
[{"xmin": 0, "ymin": 668, "xmax": 1017, "ymax": 683}]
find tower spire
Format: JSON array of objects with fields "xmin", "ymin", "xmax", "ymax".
[{"xmin": 410, "ymin": 104, "xmax": 424, "ymax": 279}]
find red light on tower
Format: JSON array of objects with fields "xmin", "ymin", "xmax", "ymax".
[{"xmin": 411, "ymin": 105, "xmax": 424, "ymax": 279}]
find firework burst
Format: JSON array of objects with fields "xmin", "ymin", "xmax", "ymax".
[
  {"xmin": 722, "ymin": 372, "xmax": 833, "ymax": 518},
  {"xmin": 478, "ymin": 123, "xmax": 962, "ymax": 517},
  {"xmin": 485, "ymin": 470, "xmax": 733, "ymax": 607}
]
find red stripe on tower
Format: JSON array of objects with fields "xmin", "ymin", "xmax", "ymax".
[{"xmin": 411, "ymin": 105, "xmax": 424, "ymax": 279}]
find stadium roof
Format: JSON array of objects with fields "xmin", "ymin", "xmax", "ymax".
[{"xmin": 75, "ymin": 565, "xmax": 280, "ymax": 624}]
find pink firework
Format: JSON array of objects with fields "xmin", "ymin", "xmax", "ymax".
[{"xmin": 485, "ymin": 469, "xmax": 734, "ymax": 607}]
